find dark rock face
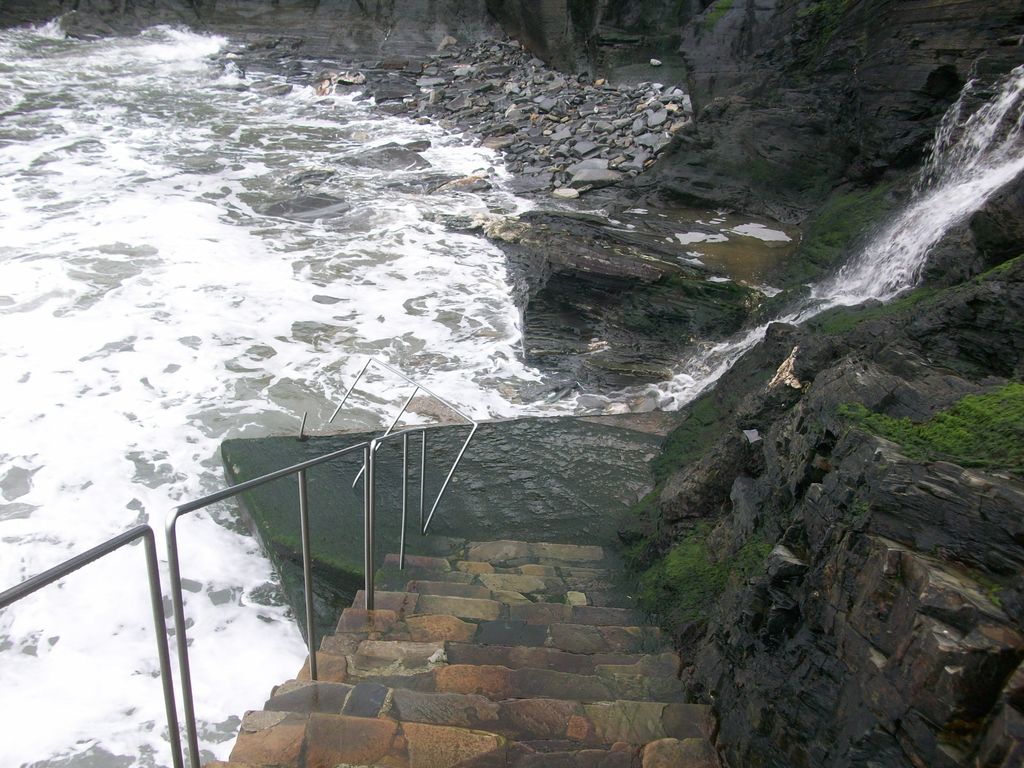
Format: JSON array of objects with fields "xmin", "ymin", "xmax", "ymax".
[
  {"xmin": 633, "ymin": 0, "xmax": 1024, "ymax": 223},
  {"xmin": 628, "ymin": 253, "xmax": 1024, "ymax": 767},
  {"xmin": 924, "ymin": 173, "xmax": 1024, "ymax": 288},
  {"xmin": 485, "ymin": 0, "xmax": 601, "ymax": 74},
  {"xmin": 465, "ymin": 208, "xmax": 764, "ymax": 388}
]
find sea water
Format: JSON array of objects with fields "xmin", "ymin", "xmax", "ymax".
[{"xmin": 0, "ymin": 22, "xmax": 552, "ymax": 767}]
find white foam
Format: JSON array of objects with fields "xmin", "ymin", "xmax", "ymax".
[{"xmin": 0, "ymin": 23, "xmax": 559, "ymax": 768}]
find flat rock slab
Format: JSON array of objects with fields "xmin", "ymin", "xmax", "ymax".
[{"xmin": 222, "ymin": 414, "xmax": 670, "ymax": 639}]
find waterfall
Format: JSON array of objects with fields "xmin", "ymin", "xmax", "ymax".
[
  {"xmin": 653, "ymin": 63, "xmax": 1024, "ymax": 410},
  {"xmin": 814, "ymin": 63, "xmax": 1024, "ymax": 306}
]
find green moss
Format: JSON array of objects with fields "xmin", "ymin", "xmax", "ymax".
[
  {"xmin": 704, "ymin": 0, "xmax": 735, "ymax": 30},
  {"xmin": 790, "ymin": 183, "xmax": 897, "ymax": 283},
  {"xmin": 839, "ymin": 383, "xmax": 1024, "ymax": 473},
  {"xmin": 794, "ymin": 0, "xmax": 854, "ymax": 66},
  {"xmin": 637, "ymin": 525, "xmax": 771, "ymax": 632},
  {"xmin": 974, "ymin": 253, "xmax": 1023, "ymax": 281},
  {"xmin": 812, "ymin": 284, "xmax": 940, "ymax": 334},
  {"xmin": 967, "ymin": 569, "xmax": 1005, "ymax": 608},
  {"xmin": 812, "ymin": 253, "xmax": 1021, "ymax": 334},
  {"xmin": 651, "ymin": 393, "xmax": 724, "ymax": 484}
]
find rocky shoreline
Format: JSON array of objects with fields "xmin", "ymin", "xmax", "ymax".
[{"xmin": 227, "ymin": 35, "xmax": 693, "ymax": 199}]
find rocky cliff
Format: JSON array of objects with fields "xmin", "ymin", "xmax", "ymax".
[
  {"xmin": 635, "ymin": 0, "xmax": 1024, "ymax": 225},
  {"xmin": 621, "ymin": 176, "xmax": 1024, "ymax": 766}
]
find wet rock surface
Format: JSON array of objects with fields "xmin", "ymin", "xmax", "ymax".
[
  {"xmin": 461, "ymin": 208, "xmax": 763, "ymax": 388},
  {"xmin": 625, "ymin": 254, "xmax": 1024, "ymax": 767}
]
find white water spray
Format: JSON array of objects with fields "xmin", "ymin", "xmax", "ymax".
[{"xmin": 652, "ymin": 63, "xmax": 1024, "ymax": 410}]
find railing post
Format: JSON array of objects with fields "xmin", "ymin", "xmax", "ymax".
[
  {"xmin": 166, "ymin": 515, "xmax": 202, "ymax": 768},
  {"xmin": 297, "ymin": 468, "xmax": 317, "ymax": 680},
  {"xmin": 141, "ymin": 529, "xmax": 186, "ymax": 768},
  {"xmin": 400, "ymin": 432, "xmax": 409, "ymax": 570},
  {"xmin": 363, "ymin": 443, "xmax": 375, "ymax": 610},
  {"xmin": 420, "ymin": 430, "xmax": 426, "ymax": 535},
  {"xmin": 0, "ymin": 526, "xmax": 186, "ymax": 768}
]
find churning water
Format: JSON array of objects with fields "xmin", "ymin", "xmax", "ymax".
[
  {"xmin": 0, "ymin": 22, "xmax": 559, "ymax": 768},
  {"xmin": 651, "ymin": 63, "xmax": 1024, "ymax": 410}
]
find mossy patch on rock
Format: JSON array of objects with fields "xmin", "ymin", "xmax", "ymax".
[
  {"xmin": 703, "ymin": 0, "xmax": 735, "ymax": 30},
  {"xmin": 794, "ymin": 0, "xmax": 855, "ymax": 68},
  {"xmin": 787, "ymin": 182, "xmax": 897, "ymax": 283},
  {"xmin": 840, "ymin": 382, "xmax": 1024, "ymax": 474},
  {"xmin": 635, "ymin": 523, "xmax": 771, "ymax": 636},
  {"xmin": 811, "ymin": 284, "xmax": 940, "ymax": 334}
]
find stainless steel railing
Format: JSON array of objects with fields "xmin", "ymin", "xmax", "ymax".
[
  {"xmin": 167, "ymin": 358, "xmax": 478, "ymax": 768},
  {"xmin": 328, "ymin": 357, "xmax": 478, "ymax": 534},
  {"xmin": 0, "ymin": 525, "xmax": 184, "ymax": 768}
]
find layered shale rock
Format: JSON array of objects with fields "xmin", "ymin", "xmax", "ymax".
[{"xmin": 623, "ymin": 249, "xmax": 1024, "ymax": 766}]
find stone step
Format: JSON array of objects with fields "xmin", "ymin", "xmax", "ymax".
[
  {"xmin": 383, "ymin": 539, "xmax": 616, "ymax": 573},
  {"xmin": 465, "ymin": 540, "xmax": 611, "ymax": 568},
  {"xmin": 453, "ymin": 738, "xmax": 721, "ymax": 768},
  {"xmin": 359, "ymin": 662, "xmax": 688, "ymax": 703},
  {"xmin": 446, "ymin": 643, "xmax": 680, "ymax": 677},
  {"xmin": 380, "ymin": 558, "xmax": 618, "ymax": 581},
  {"xmin": 297, "ymin": 649, "xmax": 688, "ymax": 705},
  {"xmin": 348, "ymin": 592, "xmax": 645, "ymax": 626},
  {"xmin": 475, "ymin": 619, "xmax": 663, "ymax": 654},
  {"xmin": 375, "ymin": 568, "xmax": 635, "ymax": 608},
  {"xmin": 508, "ymin": 602, "xmax": 644, "ymax": 627},
  {"xmin": 228, "ymin": 710, "xmax": 506, "ymax": 768},
  {"xmin": 262, "ymin": 681, "xmax": 713, "ymax": 747},
  {"xmin": 405, "ymin": 579, "xmax": 495, "ymax": 599},
  {"xmin": 331, "ymin": 608, "xmax": 664, "ymax": 654}
]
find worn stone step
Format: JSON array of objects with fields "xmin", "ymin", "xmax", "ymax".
[
  {"xmin": 377, "ymin": 566, "xmax": 479, "ymax": 589},
  {"xmin": 454, "ymin": 737, "xmax": 721, "ymax": 768},
  {"xmin": 508, "ymin": 601, "xmax": 645, "ymax": 627},
  {"xmin": 475, "ymin": 619, "xmax": 664, "ymax": 654},
  {"xmin": 362, "ymin": 663, "xmax": 688, "ymax": 703},
  {"xmin": 350, "ymin": 590, "xmax": 511, "ymax": 622},
  {"xmin": 378, "ymin": 571, "xmax": 634, "ymax": 608},
  {"xmin": 346, "ymin": 597, "xmax": 646, "ymax": 627},
  {"xmin": 298, "ymin": 639, "xmax": 684, "ymax": 696},
  {"xmin": 446, "ymin": 643, "xmax": 679, "ymax": 676},
  {"xmin": 261, "ymin": 681, "xmax": 712, "ymax": 746},
  {"xmin": 453, "ymin": 740, "xmax": 640, "ymax": 768},
  {"xmin": 331, "ymin": 608, "xmax": 663, "ymax": 654},
  {"xmin": 465, "ymin": 540, "xmax": 610, "ymax": 568},
  {"xmin": 229, "ymin": 709, "xmax": 506, "ymax": 768},
  {"xmin": 405, "ymin": 579, "xmax": 495, "ymax": 599}
]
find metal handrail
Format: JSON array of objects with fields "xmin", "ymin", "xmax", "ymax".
[
  {"xmin": 0, "ymin": 525, "xmax": 184, "ymax": 768},
  {"xmin": 167, "ymin": 360, "xmax": 478, "ymax": 768},
  {"xmin": 328, "ymin": 357, "xmax": 478, "ymax": 534},
  {"xmin": 167, "ymin": 439, "xmax": 372, "ymax": 768}
]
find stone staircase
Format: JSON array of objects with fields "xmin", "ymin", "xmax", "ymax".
[{"xmin": 209, "ymin": 540, "xmax": 720, "ymax": 768}]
